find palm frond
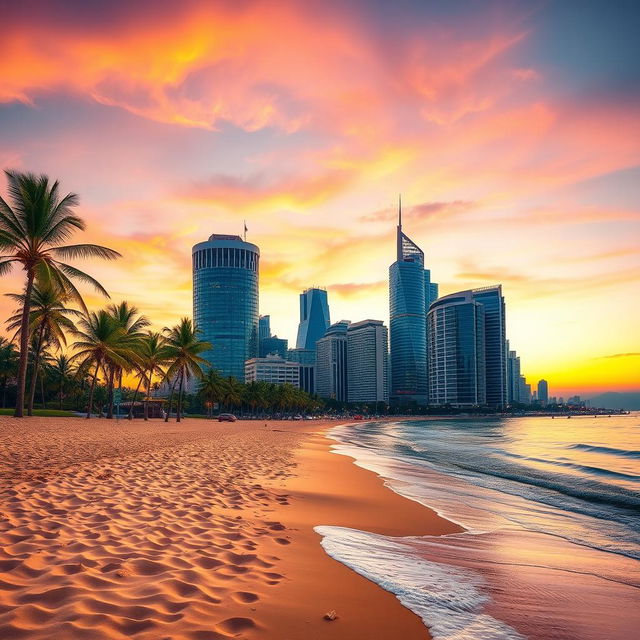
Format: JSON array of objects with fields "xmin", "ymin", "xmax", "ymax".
[{"xmin": 51, "ymin": 244, "xmax": 122, "ymax": 261}]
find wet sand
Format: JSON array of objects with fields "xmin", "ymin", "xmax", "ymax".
[{"xmin": 0, "ymin": 417, "xmax": 460, "ymax": 639}]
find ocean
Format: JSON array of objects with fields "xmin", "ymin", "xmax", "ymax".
[{"xmin": 315, "ymin": 415, "xmax": 640, "ymax": 640}]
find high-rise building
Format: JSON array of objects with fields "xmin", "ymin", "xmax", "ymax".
[
  {"xmin": 347, "ymin": 319, "xmax": 389, "ymax": 404},
  {"xmin": 507, "ymin": 342, "xmax": 521, "ymax": 404},
  {"xmin": 316, "ymin": 320, "xmax": 350, "ymax": 402},
  {"xmin": 471, "ymin": 286, "xmax": 507, "ymax": 409},
  {"xmin": 296, "ymin": 288, "xmax": 330, "ymax": 350},
  {"xmin": 193, "ymin": 233, "xmax": 259, "ymax": 379},
  {"xmin": 427, "ymin": 291, "xmax": 486, "ymax": 406},
  {"xmin": 286, "ymin": 348, "xmax": 316, "ymax": 394},
  {"xmin": 519, "ymin": 375, "xmax": 531, "ymax": 404},
  {"xmin": 258, "ymin": 315, "xmax": 271, "ymax": 341},
  {"xmin": 537, "ymin": 379, "xmax": 549, "ymax": 406},
  {"xmin": 245, "ymin": 355, "xmax": 300, "ymax": 387},
  {"xmin": 259, "ymin": 336, "xmax": 288, "ymax": 359},
  {"xmin": 389, "ymin": 198, "xmax": 436, "ymax": 405}
]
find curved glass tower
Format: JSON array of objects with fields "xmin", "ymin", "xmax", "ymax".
[
  {"xmin": 192, "ymin": 234, "xmax": 259, "ymax": 380},
  {"xmin": 389, "ymin": 198, "xmax": 437, "ymax": 405},
  {"xmin": 428, "ymin": 291, "xmax": 486, "ymax": 406}
]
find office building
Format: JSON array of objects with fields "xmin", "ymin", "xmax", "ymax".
[
  {"xmin": 471, "ymin": 286, "xmax": 507, "ymax": 409},
  {"xmin": 427, "ymin": 291, "xmax": 487, "ymax": 406},
  {"xmin": 296, "ymin": 288, "xmax": 330, "ymax": 350},
  {"xmin": 245, "ymin": 355, "xmax": 300, "ymax": 387},
  {"xmin": 519, "ymin": 375, "xmax": 531, "ymax": 404},
  {"xmin": 259, "ymin": 315, "xmax": 271, "ymax": 341},
  {"xmin": 193, "ymin": 233, "xmax": 259, "ymax": 379},
  {"xmin": 259, "ymin": 335, "xmax": 288, "ymax": 359},
  {"xmin": 537, "ymin": 379, "xmax": 549, "ymax": 406},
  {"xmin": 316, "ymin": 320, "xmax": 350, "ymax": 402},
  {"xmin": 507, "ymin": 343, "xmax": 521, "ymax": 404},
  {"xmin": 347, "ymin": 320, "xmax": 389, "ymax": 404},
  {"xmin": 389, "ymin": 198, "xmax": 437, "ymax": 405},
  {"xmin": 286, "ymin": 348, "xmax": 315, "ymax": 394}
]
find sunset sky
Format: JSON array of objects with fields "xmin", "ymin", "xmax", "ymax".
[{"xmin": 1, "ymin": 0, "xmax": 639, "ymax": 397}]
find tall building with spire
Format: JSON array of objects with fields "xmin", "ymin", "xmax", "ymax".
[{"xmin": 389, "ymin": 197, "xmax": 437, "ymax": 405}]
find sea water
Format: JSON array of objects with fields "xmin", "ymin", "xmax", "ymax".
[{"xmin": 315, "ymin": 415, "xmax": 640, "ymax": 639}]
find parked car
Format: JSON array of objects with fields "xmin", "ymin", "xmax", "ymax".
[
  {"xmin": 218, "ymin": 413, "xmax": 237, "ymax": 422},
  {"xmin": 293, "ymin": 415, "xmax": 303, "ymax": 420}
]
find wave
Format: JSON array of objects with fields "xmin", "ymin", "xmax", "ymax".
[
  {"xmin": 315, "ymin": 526, "xmax": 525, "ymax": 640},
  {"xmin": 569, "ymin": 444, "xmax": 640, "ymax": 459}
]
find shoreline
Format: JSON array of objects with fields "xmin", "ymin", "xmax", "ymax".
[
  {"xmin": 255, "ymin": 422, "xmax": 463, "ymax": 639},
  {"xmin": 0, "ymin": 416, "xmax": 462, "ymax": 639}
]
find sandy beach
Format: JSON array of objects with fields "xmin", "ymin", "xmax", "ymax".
[{"xmin": 0, "ymin": 417, "xmax": 460, "ymax": 639}]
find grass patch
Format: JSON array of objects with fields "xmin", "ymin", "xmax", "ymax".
[{"xmin": 0, "ymin": 408, "xmax": 80, "ymax": 417}]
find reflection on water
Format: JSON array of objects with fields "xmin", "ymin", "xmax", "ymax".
[{"xmin": 318, "ymin": 414, "xmax": 640, "ymax": 640}]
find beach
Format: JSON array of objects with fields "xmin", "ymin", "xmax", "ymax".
[{"xmin": 0, "ymin": 417, "xmax": 458, "ymax": 639}]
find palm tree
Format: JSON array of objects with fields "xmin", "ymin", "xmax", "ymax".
[
  {"xmin": 199, "ymin": 368, "xmax": 224, "ymax": 418},
  {"xmin": 70, "ymin": 310, "xmax": 131, "ymax": 418},
  {"xmin": 163, "ymin": 318, "xmax": 210, "ymax": 422},
  {"xmin": 220, "ymin": 376, "xmax": 244, "ymax": 414},
  {"xmin": 6, "ymin": 282, "xmax": 81, "ymax": 415},
  {"xmin": 105, "ymin": 302, "xmax": 149, "ymax": 418},
  {"xmin": 0, "ymin": 170, "xmax": 121, "ymax": 416},
  {"xmin": 0, "ymin": 337, "xmax": 18, "ymax": 408},
  {"xmin": 48, "ymin": 353, "xmax": 75, "ymax": 410},
  {"xmin": 130, "ymin": 331, "xmax": 170, "ymax": 420}
]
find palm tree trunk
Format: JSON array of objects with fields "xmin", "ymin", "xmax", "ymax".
[
  {"xmin": 40, "ymin": 375, "xmax": 45, "ymax": 409},
  {"xmin": 106, "ymin": 366, "xmax": 115, "ymax": 419},
  {"xmin": 128, "ymin": 374, "xmax": 144, "ymax": 420},
  {"xmin": 59, "ymin": 386, "xmax": 63, "ymax": 411},
  {"xmin": 176, "ymin": 370, "xmax": 185, "ymax": 422},
  {"xmin": 27, "ymin": 322, "xmax": 46, "ymax": 416},
  {"xmin": 86, "ymin": 359, "xmax": 100, "ymax": 419},
  {"xmin": 144, "ymin": 370, "xmax": 151, "ymax": 421},
  {"xmin": 165, "ymin": 375, "xmax": 178, "ymax": 422},
  {"xmin": 14, "ymin": 270, "xmax": 35, "ymax": 417}
]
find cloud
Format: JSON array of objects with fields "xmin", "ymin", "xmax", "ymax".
[{"xmin": 594, "ymin": 353, "xmax": 640, "ymax": 360}]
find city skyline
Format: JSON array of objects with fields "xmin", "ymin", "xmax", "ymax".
[{"xmin": 1, "ymin": 0, "xmax": 639, "ymax": 397}]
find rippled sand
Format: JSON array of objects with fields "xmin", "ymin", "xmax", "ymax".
[{"xmin": 0, "ymin": 417, "xmax": 306, "ymax": 639}]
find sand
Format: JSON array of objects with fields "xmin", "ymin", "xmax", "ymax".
[{"xmin": 0, "ymin": 417, "xmax": 460, "ymax": 639}]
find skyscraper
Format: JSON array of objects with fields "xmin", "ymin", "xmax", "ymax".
[
  {"xmin": 316, "ymin": 320, "xmax": 350, "ymax": 402},
  {"xmin": 389, "ymin": 197, "xmax": 436, "ymax": 405},
  {"xmin": 296, "ymin": 288, "xmax": 330, "ymax": 350},
  {"xmin": 286, "ymin": 348, "xmax": 316, "ymax": 394},
  {"xmin": 192, "ymin": 233, "xmax": 259, "ymax": 379},
  {"xmin": 471, "ymin": 285, "xmax": 507, "ymax": 409},
  {"xmin": 258, "ymin": 315, "xmax": 271, "ymax": 341},
  {"xmin": 537, "ymin": 379, "xmax": 549, "ymax": 406},
  {"xmin": 347, "ymin": 319, "xmax": 389, "ymax": 404},
  {"xmin": 428, "ymin": 291, "xmax": 487, "ymax": 406},
  {"xmin": 507, "ymin": 342, "xmax": 521, "ymax": 404}
]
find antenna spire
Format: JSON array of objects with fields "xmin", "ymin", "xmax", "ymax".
[
  {"xmin": 398, "ymin": 193, "xmax": 402, "ymax": 228},
  {"xmin": 396, "ymin": 194, "xmax": 403, "ymax": 262}
]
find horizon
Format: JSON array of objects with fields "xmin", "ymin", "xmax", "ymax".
[{"xmin": 1, "ymin": 0, "xmax": 639, "ymax": 397}]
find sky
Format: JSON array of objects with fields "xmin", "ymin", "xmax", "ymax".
[{"xmin": 1, "ymin": 0, "xmax": 639, "ymax": 397}]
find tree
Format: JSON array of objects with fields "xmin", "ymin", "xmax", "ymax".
[
  {"xmin": 6, "ymin": 281, "xmax": 81, "ymax": 415},
  {"xmin": 163, "ymin": 318, "xmax": 210, "ymax": 422},
  {"xmin": 199, "ymin": 368, "xmax": 224, "ymax": 418},
  {"xmin": 70, "ymin": 310, "xmax": 132, "ymax": 418},
  {"xmin": 48, "ymin": 353, "xmax": 75, "ymax": 410},
  {"xmin": 134, "ymin": 331, "xmax": 170, "ymax": 420},
  {"xmin": 0, "ymin": 337, "xmax": 18, "ymax": 408},
  {"xmin": 105, "ymin": 301, "xmax": 149, "ymax": 418},
  {"xmin": 0, "ymin": 170, "xmax": 120, "ymax": 416},
  {"xmin": 220, "ymin": 376, "xmax": 243, "ymax": 413}
]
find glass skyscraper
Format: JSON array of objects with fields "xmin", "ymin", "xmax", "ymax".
[
  {"xmin": 316, "ymin": 320, "xmax": 350, "ymax": 402},
  {"xmin": 471, "ymin": 285, "xmax": 507, "ymax": 409},
  {"xmin": 192, "ymin": 233, "xmax": 259, "ymax": 380},
  {"xmin": 428, "ymin": 291, "xmax": 487, "ymax": 406},
  {"xmin": 389, "ymin": 199, "xmax": 437, "ymax": 405},
  {"xmin": 296, "ymin": 287, "xmax": 330, "ymax": 350}
]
